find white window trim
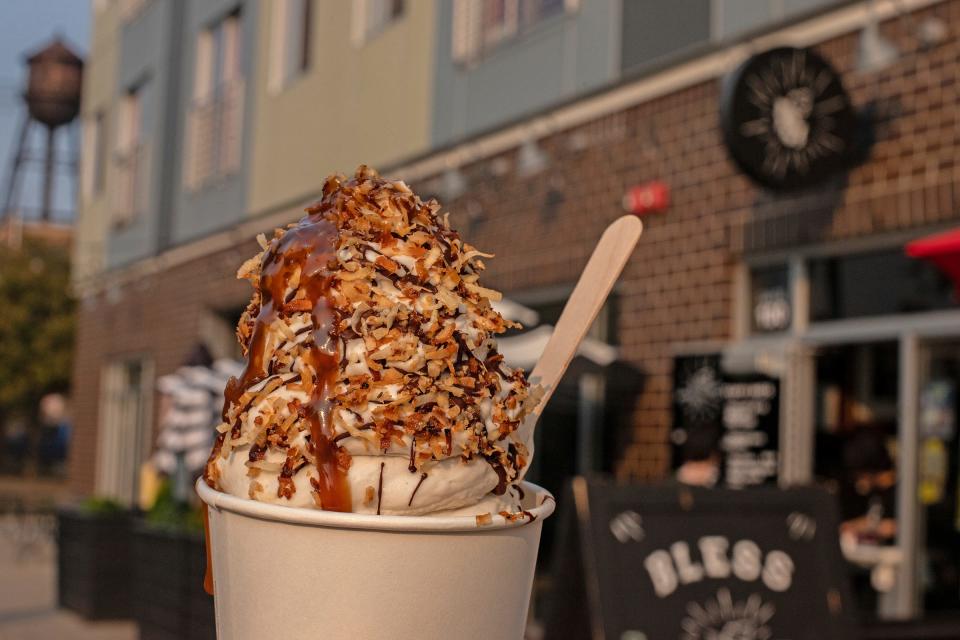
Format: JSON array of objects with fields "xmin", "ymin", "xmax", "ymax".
[
  {"xmin": 194, "ymin": 29, "xmax": 214, "ymax": 103},
  {"xmin": 95, "ymin": 357, "xmax": 155, "ymax": 506},
  {"xmin": 267, "ymin": 0, "xmax": 289, "ymax": 93},
  {"xmin": 112, "ymin": 90, "xmax": 147, "ymax": 226},
  {"xmin": 222, "ymin": 13, "xmax": 242, "ymax": 83},
  {"xmin": 269, "ymin": 0, "xmax": 312, "ymax": 92},
  {"xmin": 81, "ymin": 112, "xmax": 100, "ymax": 201}
]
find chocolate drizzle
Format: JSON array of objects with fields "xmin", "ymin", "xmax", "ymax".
[
  {"xmin": 491, "ymin": 462, "xmax": 509, "ymax": 495},
  {"xmin": 408, "ymin": 472, "xmax": 428, "ymax": 507},
  {"xmin": 376, "ymin": 462, "xmax": 385, "ymax": 515}
]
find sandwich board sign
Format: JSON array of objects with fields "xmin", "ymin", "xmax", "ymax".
[{"xmin": 544, "ymin": 478, "xmax": 855, "ymax": 640}]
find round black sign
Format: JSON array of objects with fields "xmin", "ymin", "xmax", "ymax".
[{"xmin": 720, "ymin": 47, "xmax": 857, "ymax": 190}]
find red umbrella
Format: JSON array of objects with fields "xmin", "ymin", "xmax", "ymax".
[{"xmin": 906, "ymin": 227, "xmax": 960, "ymax": 297}]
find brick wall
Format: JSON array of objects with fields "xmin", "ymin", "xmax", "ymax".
[{"xmin": 68, "ymin": 0, "xmax": 960, "ymax": 495}]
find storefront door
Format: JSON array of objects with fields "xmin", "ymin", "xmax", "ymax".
[{"xmin": 916, "ymin": 338, "xmax": 960, "ymax": 614}]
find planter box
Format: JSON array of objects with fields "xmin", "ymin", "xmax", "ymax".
[
  {"xmin": 57, "ymin": 508, "xmax": 134, "ymax": 619},
  {"xmin": 133, "ymin": 524, "xmax": 216, "ymax": 640}
]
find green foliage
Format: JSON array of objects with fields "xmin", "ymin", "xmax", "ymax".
[
  {"xmin": 80, "ymin": 496, "xmax": 127, "ymax": 515},
  {"xmin": 0, "ymin": 237, "xmax": 75, "ymax": 416},
  {"xmin": 145, "ymin": 479, "xmax": 204, "ymax": 533}
]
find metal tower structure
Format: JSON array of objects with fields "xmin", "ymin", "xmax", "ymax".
[{"xmin": 2, "ymin": 38, "xmax": 84, "ymax": 223}]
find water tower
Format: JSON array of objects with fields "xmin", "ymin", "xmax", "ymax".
[{"xmin": 2, "ymin": 38, "xmax": 84, "ymax": 222}]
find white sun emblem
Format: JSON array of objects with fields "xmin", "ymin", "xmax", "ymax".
[
  {"xmin": 679, "ymin": 589, "xmax": 778, "ymax": 640},
  {"xmin": 772, "ymin": 88, "xmax": 814, "ymax": 149},
  {"xmin": 676, "ymin": 365, "xmax": 723, "ymax": 422}
]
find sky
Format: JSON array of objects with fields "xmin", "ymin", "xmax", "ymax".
[{"xmin": 0, "ymin": 0, "xmax": 90, "ymax": 223}]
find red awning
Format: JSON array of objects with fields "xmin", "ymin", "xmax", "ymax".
[{"xmin": 906, "ymin": 227, "xmax": 960, "ymax": 296}]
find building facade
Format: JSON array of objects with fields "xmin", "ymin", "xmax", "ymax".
[
  {"xmin": 75, "ymin": 0, "xmax": 120, "ymax": 285},
  {"xmin": 71, "ymin": 0, "xmax": 960, "ymax": 621}
]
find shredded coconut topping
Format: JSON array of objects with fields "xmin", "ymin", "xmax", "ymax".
[{"xmin": 204, "ymin": 166, "xmax": 537, "ymax": 513}]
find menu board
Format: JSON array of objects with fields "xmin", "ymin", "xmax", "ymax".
[
  {"xmin": 721, "ymin": 374, "xmax": 779, "ymax": 488},
  {"xmin": 672, "ymin": 355, "xmax": 779, "ymax": 487},
  {"xmin": 544, "ymin": 479, "xmax": 855, "ymax": 640}
]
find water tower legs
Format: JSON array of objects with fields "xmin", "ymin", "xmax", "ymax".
[
  {"xmin": 41, "ymin": 127, "xmax": 56, "ymax": 221},
  {"xmin": 2, "ymin": 114, "xmax": 31, "ymax": 219}
]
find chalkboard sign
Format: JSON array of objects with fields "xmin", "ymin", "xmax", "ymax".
[
  {"xmin": 544, "ymin": 478, "xmax": 855, "ymax": 640},
  {"xmin": 672, "ymin": 355, "xmax": 779, "ymax": 487}
]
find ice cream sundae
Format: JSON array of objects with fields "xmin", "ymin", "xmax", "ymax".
[{"xmin": 203, "ymin": 166, "xmax": 539, "ymax": 517}]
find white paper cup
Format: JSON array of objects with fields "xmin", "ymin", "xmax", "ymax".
[{"xmin": 196, "ymin": 479, "xmax": 555, "ymax": 640}]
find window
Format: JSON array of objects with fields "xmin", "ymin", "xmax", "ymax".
[
  {"xmin": 269, "ymin": 0, "xmax": 314, "ymax": 91},
  {"xmin": 185, "ymin": 11, "xmax": 244, "ymax": 190},
  {"xmin": 749, "ymin": 265, "xmax": 791, "ymax": 333},
  {"xmin": 810, "ymin": 249, "xmax": 956, "ymax": 322},
  {"xmin": 452, "ymin": 0, "xmax": 576, "ymax": 64},
  {"xmin": 95, "ymin": 358, "xmax": 154, "ymax": 506},
  {"xmin": 81, "ymin": 110, "xmax": 107, "ymax": 199},
  {"xmin": 351, "ymin": 0, "xmax": 405, "ymax": 46},
  {"xmin": 112, "ymin": 86, "xmax": 147, "ymax": 226}
]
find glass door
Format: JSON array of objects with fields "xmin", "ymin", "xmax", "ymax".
[
  {"xmin": 812, "ymin": 341, "xmax": 900, "ymax": 617},
  {"xmin": 917, "ymin": 338, "xmax": 960, "ymax": 614}
]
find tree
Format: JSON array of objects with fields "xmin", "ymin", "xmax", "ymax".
[{"xmin": 0, "ymin": 236, "xmax": 75, "ymax": 422}]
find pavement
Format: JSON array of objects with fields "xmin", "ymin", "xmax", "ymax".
[{"xmin": 0, "ymin": 514, "xmax": 137, "ymax": 640}]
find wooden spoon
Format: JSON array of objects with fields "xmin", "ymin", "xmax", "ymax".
[{"xmin": 516, "ymin": 215, "xmax": 643, "ymax": 469}]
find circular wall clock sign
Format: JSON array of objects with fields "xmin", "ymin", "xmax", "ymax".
[{"xmin": 720, "ymin": 47, "xmax": 857, "ymax": 190}]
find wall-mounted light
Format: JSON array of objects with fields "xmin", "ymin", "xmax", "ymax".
[
  {"xmin": 488, "ymin": 156, "xmax": 512, "ymax": 177},
  {"xmin": 916, "ymin": 16, "xmax": 948, "ymax": 48},
  {"xmin": 517, "ymin": 138, "xmax": 549, "ymax": 176},
  {"xmin": 857, "ymin": 0, "xmax": 899, "ymax": 72},
  {"xmin": 441, "ymin": 167, "xmax": 467, "ymax": 201}
]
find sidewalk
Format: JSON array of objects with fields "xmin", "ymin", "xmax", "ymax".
[{"xmin": 0, "ymin": 515, "xmax": 136, "ymax": 640}]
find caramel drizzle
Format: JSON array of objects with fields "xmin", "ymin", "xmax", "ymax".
[
  {"xmin": 202, "ymin": 503, "xmax": 214, "ymax": 596},
  {"xmin": 222, "ymin": 214, "xmax": 351, "ymax": 512}
]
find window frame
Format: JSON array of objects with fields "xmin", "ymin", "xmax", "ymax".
[
  {"xmin": 95, "ymin": 356, "xmax": 155, "ymax": 506},
  {"xmin": 738, "ymin": 231, "xmax": 960, "ymax": 340},
  {"xmin": 111, "ymin": 85, "xmax": 147, "ymax": 227},
  {"xmin": 269, "ymin": 0, "xmax": 314, "ymax": 92},
  {"xmin": 185, "ymin": 9, "xmax": 245, "ymax": 191},
  {"xmin": 351, "ymin": 0, "xmax": 406, "ymax": 47},
  {"xmin": 451, "ymin": 0, "xmax": 580, "ymax": 66}
]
